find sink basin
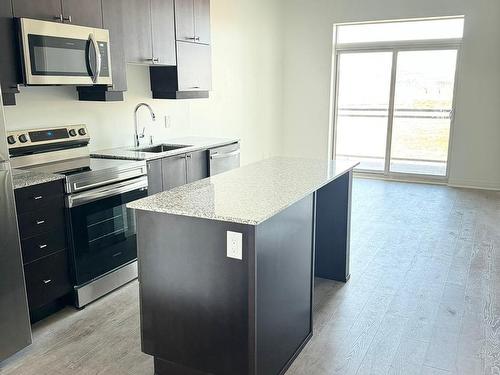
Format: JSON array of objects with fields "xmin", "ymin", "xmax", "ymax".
[{"xmin": 133, "ymin": 144, "xmax": 192, "ymax": 153}]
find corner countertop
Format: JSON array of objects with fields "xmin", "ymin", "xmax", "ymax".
[
  {"xmin": 127, "ymin": 157, "xmax": 358, "ymax": 225},
  {"xmin": 12, "ymin": 169, "xmax": 65, "ymax": 190},
  {"xmin": 91, "ymin": 136, "xmax": 240, "ymax": 161}
]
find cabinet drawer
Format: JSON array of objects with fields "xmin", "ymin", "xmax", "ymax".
[
  {"xmin": 24, "ymin": 250, "xmax": 72, "ymax": 310},
  {"xmin": 21, "ymin": 228, "xmax": 67, "ymax": 264},
  {"xmin": 18, "ymin": 198, "xmax": 65, "ymax": 240},
  {"xmin": 15, "ymin": 180, "xmax": 64, "ymax": 214}
]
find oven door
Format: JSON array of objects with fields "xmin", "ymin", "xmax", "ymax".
[
  {"xmin": 67, "ymin": 177, "xmax": 147, "ymax": 286},
  {"xmin": 19, "ymin": 18, "xmax": 112, "ymax": 86}
]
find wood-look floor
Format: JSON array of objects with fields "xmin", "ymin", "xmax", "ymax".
[{"xmin": 1, "ymin": 178, "xmax": 499, "ymax": 375}]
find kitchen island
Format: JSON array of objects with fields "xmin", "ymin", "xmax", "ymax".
[{"xmin": 128, "ymin": 157, "xmax": 358, "ymax": 375}]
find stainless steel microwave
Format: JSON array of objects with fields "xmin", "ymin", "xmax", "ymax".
[{"xmin": 19, "ymin": 18, "xmax": 112, "ymax": 86}]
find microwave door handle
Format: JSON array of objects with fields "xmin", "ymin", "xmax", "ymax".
[{"xmin": 88, "ymin": 33, "xmax": 101, "ymax": 83}]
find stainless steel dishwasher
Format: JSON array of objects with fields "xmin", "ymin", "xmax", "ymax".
[{"xmin": 209, "ymin": 142, "xmax": 240, "ymax": 176}]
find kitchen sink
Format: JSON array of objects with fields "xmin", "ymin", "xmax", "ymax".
[{"xmin": 133, "ymin": 144, "xmax": 192, "ymax": 153}]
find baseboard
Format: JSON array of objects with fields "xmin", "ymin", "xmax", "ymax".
[{"xmin": 448, "ymin": 178, "xmax": 500, "ymax": 191}]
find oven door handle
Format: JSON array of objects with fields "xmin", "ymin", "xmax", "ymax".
[{"xmin": 67, "ymin": 176, "xmax": 148, "ymax": 208}]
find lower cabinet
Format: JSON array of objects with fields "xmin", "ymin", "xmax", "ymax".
[
  {"xmin": 14, "ymin": 180, "xmax": 72, "ymax": 323},
  {"xmin": 146, "ymin": 149, "xmax": 209, "ymax": 195}
]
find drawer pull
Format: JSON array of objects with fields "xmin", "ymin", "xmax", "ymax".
[
  {"xmin": 43, "ymin": 279, "xmax": 52, "ymax": 284},
  {"xmin": 36, "ymin": 220, "xmax": 46, "ymax": 225},
  {"xmin": 112, "ymin": 252, "xmax": 122, "ymax": 257},
  {"xmin": 34, "ymin": 196, "xmax": 43, "ymax": 200},
  {"xmin": 39, "ymin": 244, "xmax": 48, "ymax": 249}
]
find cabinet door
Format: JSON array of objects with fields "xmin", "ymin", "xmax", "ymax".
[
  {"xmin": 0, "ymin": 0, "xmax": 20, "ymax": 97},
  {"xmin": 62, "ymin": 0, "xmax": 102, "ymax": 27},
  {"xmin": 186, "ymin": 150, "xmax": 208, "ymax": 183},
  {"xmin": 177, "ymin": 42, "xmax": 211, "ymax": 91},
  {"xmin": 12, "ymin": 0, "xmax": 63, "ymax": 21},
  {"xmin": 151, "ymin": 0, "xmax": 176, "ymax": 65},
  {"xmin": 174, "ymin": 0, "xmax": 195, "ymax": 42},
  {"xmin": 102, "ymin": 0, "xmax": 127, "ymax": 91},
  {"xmin": 193, "ymin": 0, "xmax": 210, "ymax": 44},
  {"xmin": 122, "ymin": 0, "xmax": 153, "ymax": 64},
  {"xmin": 147, "ymin": 160, "xmax": 163, "ymax": 195},
  {"xmin": 162, "ymin": 155, "xmax": 187, "ymax": 190}
]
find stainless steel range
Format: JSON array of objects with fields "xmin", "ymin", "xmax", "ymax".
[{"xmin": 8, "ymin": 125, "xmax": 148, "ymax": 308}]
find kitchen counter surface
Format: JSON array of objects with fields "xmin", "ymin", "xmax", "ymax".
[
  {"xmin": 12, "ymin": 169, "xmax": 65, "ymax": 190},
  {"xmin": 91, "ymin": 136, "xmax": 239, "ymax": 161},
  {"xmin": 128, "ymin": 157, "xmax": 358, "ymax": 225}
]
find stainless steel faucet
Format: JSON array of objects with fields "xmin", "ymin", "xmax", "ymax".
[{"xmin": 134, "ymin": 103, "xmax": 156, "ymax": 147}]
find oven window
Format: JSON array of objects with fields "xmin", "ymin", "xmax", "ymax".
[
  {"xmin": 28, "ymin": 34, "xmax": 92, "ymax": 76},
  {"xmin": 69, "ymin": 188, "xmax": 147, "ymax": 286}
]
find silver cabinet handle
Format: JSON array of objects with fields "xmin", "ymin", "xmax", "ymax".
[
  {"xmin": 36, "ymin": 220, "xmax": 45, "ymax": 225},
  {"xmin": 43, "ymin": 279, "xmax": 52, "ymax": 284},
  {"xmin": 39, "ymin": 244, "xmax": 48, "ymax": 249},
  {"xmin": 53, "ymin": 14, "xmax": 63, "ymax": 22},
  {"xmin": 34, "ymin": 196, "xmax": 43, "ymax": 200},
  {"xmin": 63, "ymin": 15, "xmax": 72, "ymax": 22},
  {"xmin": 147, "ymin": 57, "xmax": 159, "ymax": 64}
]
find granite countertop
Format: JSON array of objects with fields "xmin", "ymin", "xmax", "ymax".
[
  {"xmin": 128, "ymin": 157, "xmax": 358, "ymax": 225},
  {"xmin": 91, "ymin": 136, "xmax": 240, "ymax": 161},
  {"xmin": 12, "ymin": 169, "xmax": 65, "ymax": 190}
]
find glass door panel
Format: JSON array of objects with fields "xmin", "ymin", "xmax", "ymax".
[
  {"xmin": 334, "ymin": 52, "xmax": 393, "ymax": 171},
  {"xmin": 390, "ymin": 49, "xmax": 458, "ymax": 176}
]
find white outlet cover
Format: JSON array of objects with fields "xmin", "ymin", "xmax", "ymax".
[{"xmin": 227, "ymin": 231, "xmax": 243, "ymax": 260}]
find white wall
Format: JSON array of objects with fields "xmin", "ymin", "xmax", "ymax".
[
  {"xmin": 4, "ymin": 0, "xmax": 284, "ymax": 166},
  {"xmin": 281, "ymin": 0, "xmax": 500, "ymax": 190}
]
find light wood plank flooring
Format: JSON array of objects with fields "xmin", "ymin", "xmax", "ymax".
[{"xmin": 1, "ymin": 178, "xmax": 499, "ymax": 375}]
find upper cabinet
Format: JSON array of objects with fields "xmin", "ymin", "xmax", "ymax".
[
  {"xmin": 12, "ymin": 0, "xmax": 103, "ymax": 28},
  {"xmin": 0, "ymin": 0, "xmax": 21, "ymax": 105},
  {"xmin": 175, "ymin": 0, "xmax": 210, "ymax": 45},
  {"xmin": 123, "ymin": 0, "xmax": 176, "ymax": 66}
]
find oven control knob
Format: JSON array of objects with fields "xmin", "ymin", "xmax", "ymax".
[
  {"xmin": 7, "ymin": 135, "xmax": 16, "ymax": 145},
  {"xmin": 78, "ymin": 128, "xmax": 87, "ymax": 136},
  {"xmin": 69, "ymin": 129, "xmax": 77, "ymax": 137},
  {"xmin": 18, "ymin": 134, "xmax": 28, "ymax": 143}
]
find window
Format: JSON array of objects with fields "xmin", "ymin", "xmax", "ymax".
[{"xmin": 333, "ymin": 17, "xmax": 463, "ymax": 179}]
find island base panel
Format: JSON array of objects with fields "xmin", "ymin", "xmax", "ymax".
[
  {"xmin": 314, "ymin": 171, "xmax": 352, "ymax": 282},
  {"xmin": 256, "ymin": 194, "xmax": 314, "ymax": 375}
]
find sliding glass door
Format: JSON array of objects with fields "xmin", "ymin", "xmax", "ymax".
[{"xmin": 334, "ymin": 46, "xmax": 459, "ymax": 179}]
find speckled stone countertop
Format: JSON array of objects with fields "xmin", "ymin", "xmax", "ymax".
[
  {"xmin": 128, "ymin": 157, "xmax": 358, "ymax": 225},
  {"xmin": 12, "ymin": 169, "xmax": 65, "ymax": 190},
  {"xmin": 91, "ymin": 136, "xmax": 239, "ymax": 161}
]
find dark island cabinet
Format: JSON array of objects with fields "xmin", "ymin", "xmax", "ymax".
[
  {"xmin": 14, "ymin": 180, "xmax": 72, "ymax": 323},
  {"xmin": 174, "ymin": 0, "xmax": 210, "ymax": 45},
  {"xmin": 0, "ymin": 0, "xmax": 20, "ymax": 106},
  {"xmin": 123, "ymin": 0, "xmax": 175, "ymax": 66},
  {"xmin": 13, "ymin": 0, "xmax": 102, "ymax": 27}
]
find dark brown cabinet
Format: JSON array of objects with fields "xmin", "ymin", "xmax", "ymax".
[
  {"xmin": 13, "ymin": 0, "xmax": 102, "ymax": 27},
  {"xmin": 14, "ymin": 180, "xmax": 71, "ymax": 323},
  {"xmin": 146, "ymin": 151, "xmax": 209, "ymax": 194},
  {"xmin": 147, "ymin": 159, "xmax": 163, "ymax": 196},
  {"xmin": 186, "ymin": 150, "xmax": 209, "ymax": 183},
  {"xmin": 175, "ymin": 0, "xmax": 210, "ymax": 45},
  {"xmin": 62, "ymin": 0, "xmax": 102, "ymax": 27},
  {"xmin": 12, "ymin": 0, "xmax": 62, "ymax": 21},
  {"xmin": 162, "ymin": 154, "xmax": 187, "ymax": 191},
  {"xmin": 123, "ymin": 0, "xmax": 175, "ymax": 66},
  {"xmin": 0, "ymin": 0, "xmax": 20, "ymax": 105}
]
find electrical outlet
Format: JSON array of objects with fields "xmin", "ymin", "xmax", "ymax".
[{"xmin": 227, "ymin": 231, "xmax": 243, "ymax": 260}]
